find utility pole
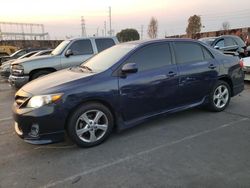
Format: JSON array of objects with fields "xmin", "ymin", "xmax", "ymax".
[
  {"xmin": 109, "ymin": 6, "xmax": 112, "ymax": 36},
  {"xmin": 0, "ymin": 23, "xmax": 2, "ymax": 40},
  {"xmin": 104, "ymin": 21, "xmax": 107, "ymax": 36},
  {"xmin": 96, "ymin": 27, "xmax": 99, "ymax": 37},
  {"xmin": 140, "ymin": 25, "xmax": 144, "ymax": 40},
  {"xmin": 81, "ymin": 16, "xmax": 86, "ymax": 37}
]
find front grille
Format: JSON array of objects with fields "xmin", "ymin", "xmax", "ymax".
[
  {"xmin": 15, "ymin": 96, "xmax": 29, "ymax": 107},
  {"xmin": 14, "ymin": 90, "xmax": 31, "ymax": 108}
]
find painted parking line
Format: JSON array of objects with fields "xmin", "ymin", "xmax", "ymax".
[
  {"xmin": 40, "ymin": 117, "xmax": 249, "ymax": 188},
  {"xmin": 0, "ymin": 117, "xmax": 12, "ymax": 122}
]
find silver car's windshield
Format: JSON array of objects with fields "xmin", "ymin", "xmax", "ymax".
[
  {"xmin": 81, "ymin": 44, "xmax": 137, "ymax": 72},
  {"xmin": 51, "ymin": 41, "xmax": 70, "ymax": 56}
]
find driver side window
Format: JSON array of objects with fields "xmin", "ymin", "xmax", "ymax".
[
  {"xmin": 215, "ymin": 39, "xmax": 225, "ymax": 48},
  {"xmin": 125, "ymin": 43, "xmax": 172, "ymax": 72}
]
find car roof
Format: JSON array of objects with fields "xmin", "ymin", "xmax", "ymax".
[
  {"xmin": 123, "ymin": 38, "xmax": 198, "ymax": 46},
  {"xmin": 69, "ymin": 36, "xmax": 117, "ymax": 41}
]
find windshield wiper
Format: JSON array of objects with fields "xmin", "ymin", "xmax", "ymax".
[{"xmin": 80, "ymin": 65, "xmax": 92, "ymax": 72}]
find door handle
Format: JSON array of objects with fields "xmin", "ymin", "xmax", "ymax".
[
  {"xmin": 208, "ymin": 64, "xmax": 217, "ymax": 69},
  {"xmin": 167, "ymin": 71, "xmax": 177, "ymax": 77}
]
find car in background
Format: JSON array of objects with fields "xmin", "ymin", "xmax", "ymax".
[
  {"xmin": 9, "ymin": 37, "xmax": 119, "ymax": 88},
  {"xmin": 30, "ymin": 49, "xmax": 53, "ymax": 57},
  {"xmin": 0, "ymin": 51, "xmax": 9, "ymax": 57},
  {"xmin": 0, "ymin": 50, "xmax": 50, "ymax": 79},
  {"xmin": 0, "ymin": 48, "xmax": 48, "ymax": 65},
  {"xmin": 242, "ymin": 57, "xmax": 250, "ymax": 81},
  {"xmin": 13, "ymin": 39, "xmax": 244, "ymax": 147},
  {"xmin": 0, "ymin": 45, "xmax": 18, "ymax": 56},
  {"xmin": 199, "ymin": 35, "xmax": 248, "ymax": 58}
]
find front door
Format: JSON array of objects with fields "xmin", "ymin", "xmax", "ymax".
[{"xmin": 118, "ymin": 43, "xmax": 179, "ymax": 122}]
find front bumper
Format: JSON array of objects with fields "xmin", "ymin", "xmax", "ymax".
[
  {"xmin": 0, "ymin": 69, "xmax": 10, "ymax": 79},
  {"xmin": 12, "ymin": 102, "xmax": 66, "ymax": 144},
  {"xmin": 8, "ymin": 75, "xmax": 29, "ymax": 88}
]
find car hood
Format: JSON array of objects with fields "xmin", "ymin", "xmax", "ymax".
[
  {"xmin": 1, "ymin": 59, "xmax": 16, "ymax": 67},
  {"xmin": 12, "ymin": 55, "xmax": 53, "ymax": 65},
  {"xmin": 21, "ymin": 68, "xmax": 96, "ymax": 95}
]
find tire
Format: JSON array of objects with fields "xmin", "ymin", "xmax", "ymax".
[
  {"xmin": 67, "ymin": 103, "xmax": 114, "ymax": 147},
  {"xmin": 31, "ymin": 70, "xmax": 52, "ymax": 80},
  {"xmin": 207, "ymin": 80, "xmax": 231, "ymax": 112}
]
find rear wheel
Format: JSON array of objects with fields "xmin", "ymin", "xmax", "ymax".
[
  {"xmin": 208, "ymin": 80, "xmax": 231, "ymax": 112},
  {"xmin": 67, "ymin": 103, "xmax": 114, "ymax": 147}
]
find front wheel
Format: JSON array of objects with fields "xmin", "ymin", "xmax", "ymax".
[
  {"xmin": 67, "ymin": 103, "xmax": 114, "ymax": 147},
  {"xmin": 208, "ymin": 80, "xmax": 231, "ymax": 112}
]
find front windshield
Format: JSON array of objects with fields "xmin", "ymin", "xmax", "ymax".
[
  {"xmin": 10, "ymin": 50, "xmax": 23, "ymax": 57},
  {"xmin": 82, "ymin": 44, "xmax": 137, "ymax": 72},
  {"xmin": 51, "ymin": 40, "xmax": 71, "ymax": 56}
]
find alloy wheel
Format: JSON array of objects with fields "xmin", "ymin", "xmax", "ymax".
[
  {"xmin": 213, "ymin": 85, "xmax": 229, "ymax": 109},
  {"xmin": 75, "ymin": 110, "xmax": 108, "ymax": 143}
]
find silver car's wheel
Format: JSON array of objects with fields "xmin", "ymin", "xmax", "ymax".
[
  {"xmin": 76, "ymin": 110, "xmax": 108, "ymax": 143},
  {"xmin": 213, "ymin": 85, "xmax": 229, "ymax": 109}
]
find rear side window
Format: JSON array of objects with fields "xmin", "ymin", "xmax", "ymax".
[
  {"xmin": 174, "ymin": 42, "xmax": 204, "ymax": 64},
  {"xmin": 95, "ymin": 39, "xmax": 115, "ymax": 52},
  {"xmin": 70, "ymin": 40, "xmax": 93, "ymax": 55},
  {"xmin": 225, "ymin": 38, "xmax": 237, "ymax": 46},
  {"xmin": 126, "ymin": 43, "xmax": 172, "ymax": 72}
]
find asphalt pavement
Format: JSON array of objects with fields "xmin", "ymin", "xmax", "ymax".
[{"xmin": 0, "ymin": 78, "xmax": 250, "ymax": 188}]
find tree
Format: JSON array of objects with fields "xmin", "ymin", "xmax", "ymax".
[
  {"xmin": 222, "ymin": 21, "xmax": 230, "ymax": 30},
  {"xmin": 186, "ymin": 15, "xmax": 202, "ymax": 38},
  {"xmin": 116, "ymin": 29, "xmax": 140, "ymax": 42},
  {"xmin": 148, "ymin": 17, "xmax": 158, "ymax": 39}
]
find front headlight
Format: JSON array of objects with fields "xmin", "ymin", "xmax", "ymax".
[
  {"xmin": 11, "ymin": 64, "xmax": 24, "ymax": 75},
  {"xmin": 27, "ymin": 93, "xmax": 63, "ymax": 108}
]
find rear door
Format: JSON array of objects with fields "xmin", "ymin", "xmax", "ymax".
[
  {"xmin": 173, "ymin": 41, "xmax": 218, "ymax": 105},
  {"xmin": 61, "ymin": 39, "xmax": 94, "ymax": 68},
  {"xmin": 118, "ymin": 42, "xmax": 179, "ymax": 121}
]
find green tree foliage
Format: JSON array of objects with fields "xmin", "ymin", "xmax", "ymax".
[
  {"xmin": 186, "ymin": 15, "xmax": 202, "ymax": 37},
  {"xmin": 148, "ymin": 17, "xmax": 158, "ymax": 39},
  {"xmin": 116, "ymin": 29, "xmax": 140, "ymax": 42}
]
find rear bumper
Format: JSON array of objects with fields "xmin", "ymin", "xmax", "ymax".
[{"xmin": 8, "ymin": 75, "xmax": 29, "ymax": 88}]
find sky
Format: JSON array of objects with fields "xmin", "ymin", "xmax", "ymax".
[{"xmin": 0, "ymin": 0, "xmax": 250, "ymax": 39}]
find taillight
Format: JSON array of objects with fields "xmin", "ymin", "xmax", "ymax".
[{"xmin": 239, "ymin": 59, "xmax": 244, "ymax": 68}]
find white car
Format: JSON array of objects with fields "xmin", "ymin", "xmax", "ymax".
[{"xmin": 242, "ymin": 57, "xmax": 250, "ymax": 81}]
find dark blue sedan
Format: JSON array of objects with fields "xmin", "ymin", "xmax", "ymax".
[{"xmin": 13, "ymin": 39, "xmax": 244, "ymax": 147}]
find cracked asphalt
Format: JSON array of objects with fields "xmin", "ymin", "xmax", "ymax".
[{"xmin": 0, "ymin": 77, "xmax": 250, "ymax": 188}]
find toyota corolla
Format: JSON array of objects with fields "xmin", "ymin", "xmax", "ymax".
[{"xmin": 13, "ymin": 39, "xmax": 244, "ymax": 147}]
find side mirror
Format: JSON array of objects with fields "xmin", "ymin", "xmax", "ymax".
[
  {"xmin": 65, "ymin": 49, "xmax": 73, "ymax": 57},
  {"xmin": 121, "ymin": 63, "xmax": 138, "ymax": 74},
  {"xmin": 214, "ymin": 46, "xmax": 220, "ymax": 50}
]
